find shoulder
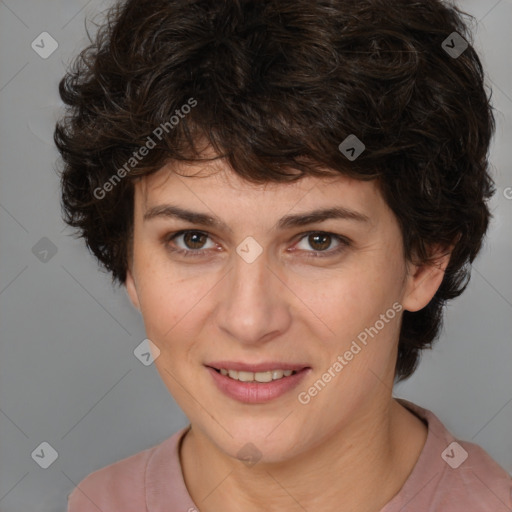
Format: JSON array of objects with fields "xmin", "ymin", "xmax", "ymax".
[
  {"xmin": 396, "ymin": 399, "xmax": 512, "ymax": 512},
  {"xmin": 439, "ymin": 438, "xmax": 512, "ymax": 511},
  {"xmin": 66, "ymin": 431, "xmax": 182, "ymax": 512}
]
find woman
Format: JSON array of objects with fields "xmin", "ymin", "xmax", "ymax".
[{"xmin": 55, "ymin": 0, "xmax": 512, "ymax": 510}]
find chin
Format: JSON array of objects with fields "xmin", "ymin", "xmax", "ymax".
[{"xmin": 213, "ymin": 423, "xmax": 302, "ymax": 465}]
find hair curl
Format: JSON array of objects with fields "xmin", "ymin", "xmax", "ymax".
[{"xmin": 55, "ymin": 0, "xmax": 496, "ymax": 382}]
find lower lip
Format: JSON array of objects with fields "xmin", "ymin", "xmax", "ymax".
[{"xmin": 206, "ymin": 366, "xmax": 310, "ymax": 404}]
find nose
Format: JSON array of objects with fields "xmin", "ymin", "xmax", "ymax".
[{"xmin": 215, "ymin": 246, "xmax": 292, "ymax": 346}]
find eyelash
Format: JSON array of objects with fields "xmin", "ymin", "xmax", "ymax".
[{"xmin": 162, "ymin": 230, "xmax": 351, "ymax": 259}]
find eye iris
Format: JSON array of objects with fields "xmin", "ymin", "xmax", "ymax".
[
  {"xmin": 309, "ymin": 233, "xmax": 331, "ymax": 251},
  {"xmin": 184, "ymin": 232, "xmax": 207, "ymax": 249}
]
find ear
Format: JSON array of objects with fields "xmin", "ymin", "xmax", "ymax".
[
  {"xmin": 124, "ymin": 268, "xmax": 141, "ymax": 311},
  {"xmin": 401, "ymin": 243, "xmax": 454, "ymax": 312}
]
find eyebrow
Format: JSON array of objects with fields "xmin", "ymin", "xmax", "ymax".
[{"xmin": 143, "ymin": 204, "xmax": 370, "ymax": 232}]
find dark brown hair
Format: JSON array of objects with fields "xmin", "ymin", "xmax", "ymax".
[{"xmin": 54, "ymin": 0, "xmax": 496, "ymax": 382}]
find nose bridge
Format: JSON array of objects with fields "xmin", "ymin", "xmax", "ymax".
[
  {"xmin": 230, "ymin": 234, "xmax": 272, "ymax": 302},
  {"xmin": 216, "ymin": 242, "xmax": 289, "ymax": 344}
]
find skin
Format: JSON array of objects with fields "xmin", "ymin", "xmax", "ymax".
[{"xmin": 125, "ymin": 148, "xmax": 452, "ymax": 512}]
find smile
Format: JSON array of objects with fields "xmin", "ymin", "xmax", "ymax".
[
  {"xmin": 216, "ymin": 368, "xmax": 296, "ymax": 382},
  {"xmin": 206, "ymin": 365, "xmax": 311, "ymax": 404}
]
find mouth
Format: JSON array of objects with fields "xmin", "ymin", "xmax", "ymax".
[
  {"xmin": 209, "ymin": 367, "xmax": 299, "ymax": 383},
  {"xmin": 205, "ymin": 362, "xmax": 311, "ymax": 404},
  {"xmin": 206, "ymin": 360, "xmax": 310, "ymax": 381}
]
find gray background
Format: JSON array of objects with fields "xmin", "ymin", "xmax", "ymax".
[{"xmin": 0, "ymin": 1, "xmax": 511, "ymax": 511}]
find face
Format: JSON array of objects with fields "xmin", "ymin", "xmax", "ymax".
[{"xmin": 125, "ymin": 152, "xmax": 447, "ymax": 464}]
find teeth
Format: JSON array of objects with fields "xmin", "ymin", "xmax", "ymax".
[{"xmin": 218, "ymin": 368, "xmax": 296, "ymax": 382}]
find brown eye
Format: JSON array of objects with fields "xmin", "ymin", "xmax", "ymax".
[
  {"xmin": 163, "ymin": 230, "xmax": 216, "ymax": 257},
  {"xmin": 297, "ymin": 231, "xmax": 349, "ymax": 256},
  {"xmin": 180, "ymin": 231, "xmax": 209, "ymax": 250},
  {"xmin": 306, "ymin": 233, "xmax": 332, "ymax": 251},
  {"xmin": 295, "ymin": 231, "xmax": 349, "ymax": 257}
]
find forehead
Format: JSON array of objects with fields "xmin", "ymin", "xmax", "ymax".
[
  {"xmin": 138, "ymin": 158, "xmax": 381, "ymax": 203},
  {"xmin": 132, "ymin": 155, "xmax": 388, "ymax": 233}
]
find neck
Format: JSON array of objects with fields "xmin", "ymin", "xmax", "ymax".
[{"xmin": 180, "ymin": 398, "xmax": 427, "ymax": 512}]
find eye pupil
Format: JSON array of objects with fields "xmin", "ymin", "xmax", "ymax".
[
  {"xmin": 184, "ymin": 232, "xmax": 206, "ymax": 249},
  {"xmin": 309, "ymin": 233, "xmax": 331, "ymax": 251}
]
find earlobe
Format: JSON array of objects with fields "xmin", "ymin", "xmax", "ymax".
[
  {"xmin": 401, "ymin": 245, "xmax": 453, "ymax": 313},
  {"xmin": 124, "ymin": 268, "xmax": 141, "ymax": 311}
]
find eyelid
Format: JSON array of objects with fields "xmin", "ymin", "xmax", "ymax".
[{"xmin": 291, "ymin": 231, "xmax": 351, "ymax": 258}]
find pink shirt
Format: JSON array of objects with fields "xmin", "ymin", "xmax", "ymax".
[{"xmin": 67, "ymin": 399, "xmax": 512, "ymax": 511}]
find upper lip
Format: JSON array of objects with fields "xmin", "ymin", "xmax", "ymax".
[{"xmin": 206, "ymin": 361, "xmax": 310, "ymax": 372}]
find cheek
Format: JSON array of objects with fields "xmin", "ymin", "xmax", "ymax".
[
  {"xmin": 293, "ymin": 272, "xmax": 363, "ymax": 338},
  {"xmin": 294, "ymin": 259, "xmax": 404, "ymax": 383},
  {"xmin": 292, "ymin": 260, "xmax": 398, "ymax": 337},
  {"xmin": 136, "ymin": 262, "xmax": 216, "ymax": 359}
]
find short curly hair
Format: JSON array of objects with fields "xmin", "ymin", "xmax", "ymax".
[{"xmin": 54, "ymin": 0, "xmax": 496, "ymax": 382}]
